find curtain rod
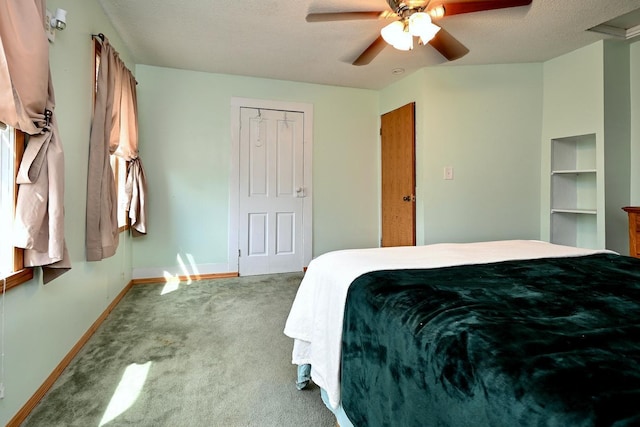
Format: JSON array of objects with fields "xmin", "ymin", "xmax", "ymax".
[{"xmin": 90, "ymin": 32, "xmax": 139, "ymax": 86}]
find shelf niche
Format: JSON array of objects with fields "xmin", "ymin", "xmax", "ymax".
[{"xmin": 550, "ymin": 133, "xmax": 597, "ymax": 248}]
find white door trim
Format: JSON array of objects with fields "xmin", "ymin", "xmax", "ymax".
[{"xmin": 230, "ymin": 97, "xmax": 313, "ymax": 275}]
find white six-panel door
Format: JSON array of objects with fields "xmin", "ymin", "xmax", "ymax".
[{"xmin": 238, "ymin": 107, "xmax": 305, "ymax": 275}]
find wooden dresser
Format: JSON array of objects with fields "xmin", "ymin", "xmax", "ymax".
[{"xmin": 623, "ymin": 207, "xmax": 640, "ymax": 258}]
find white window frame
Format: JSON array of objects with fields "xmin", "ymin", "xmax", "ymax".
[
  {"xmin": 0, "ymin": 124, "xmax": 34, "ymax": 290},
  {"xmin": 0, "ymin": 124, "xmax": 15, "ymax": 276}
]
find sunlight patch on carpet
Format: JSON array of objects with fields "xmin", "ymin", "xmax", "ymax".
[
  {"xmin": 161, "ymin": 272, "xmax": 180, "ymax": 295},
  {"xmin": 99, "ymin": 361, "xmax": 152, "ymax": 426}
]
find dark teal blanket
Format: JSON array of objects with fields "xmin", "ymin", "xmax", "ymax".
[{"xmin": 341, "ymin": 254, "xmax": 640, "ymax": 427}]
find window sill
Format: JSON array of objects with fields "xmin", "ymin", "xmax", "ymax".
[
  {"xmin": 2, "ymin": 224, "xmax": 128, "ymax": 291},
  {"xmin": 2, "ymin": 268, "xmax": 34, "ymax": 291}
]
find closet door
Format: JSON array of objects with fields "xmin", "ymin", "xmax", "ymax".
[{"xmin": 239, "ymin": 107, "xmax": 305, "ymax": 274}]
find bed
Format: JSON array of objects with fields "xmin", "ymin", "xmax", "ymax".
[{"xmin": 283, "ymin": 240, "xmax": 640, "ymax": 426}]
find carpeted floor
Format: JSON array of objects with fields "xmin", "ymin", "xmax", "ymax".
[{"xmin": 22, "ymin": 273, "xmax": 335, "ymax": 427}]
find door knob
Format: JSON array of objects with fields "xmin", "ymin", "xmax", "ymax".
[{"xmin": 403, "ymin": 195, "xmax": 411, "ymax": 202}]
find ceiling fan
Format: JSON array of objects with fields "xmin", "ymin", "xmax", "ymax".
[{"xmin": 306, "ymin": 0, "xmax": 533, "ymax": 65}]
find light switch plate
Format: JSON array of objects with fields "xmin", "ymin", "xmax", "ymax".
[{"xmin": 444, "ymin": 166, "xmax": 454, "ymax": 180}]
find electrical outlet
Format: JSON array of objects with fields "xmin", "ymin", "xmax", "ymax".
[{"xmin": 0, "ymin": 383, "xmax": 5, "ymax": 399}]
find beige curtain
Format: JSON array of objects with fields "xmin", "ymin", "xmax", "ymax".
[
  {"xmin": 126, "ymin": 157, "xmax": 147, "ymax": 235},
  {"xmin": 0, "ymin": 0, "xmax": 70, "ymax": 283},
  {"xmin": 86, "ymin": 37, "xmax": 146, "ymax": 262},
  {"xmin": 120, "ymin": 64, "xmax": 147, "ymax": 236}
]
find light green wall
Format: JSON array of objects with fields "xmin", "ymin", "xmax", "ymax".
[
  {"xmin": 632, "ymin": 40, "xmax": 640, "ymax": 205},
  {"xmin": 132, "ymin": 65, "xmax": 380, "ymax": 275},
  {"xmin": 380, "ymin": 63, "xmax": 544, "ymax": 244},
  {"xmin": 541, "ymin": 42, "xmax": 606, "ymax": 248},
  {"xmin": 0, "ymin": 1, "xmax": 135, "ymax": 424},
  {"xmin": 603, "ymin": 41, "xmax": 631, "ymax": 253},
  {"xmin": 541, "ymin": 41, "xmax": 632, "ymax": 253},
  {"xmin": 542, "ymin": 43, "xmax": 605, "ymax": 137}
]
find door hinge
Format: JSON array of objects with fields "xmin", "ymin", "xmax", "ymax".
[
  {"xmin": 238, "ymin": 249, "xmax": 241, "ymax": 257},
  {"xmin": 380, "ymin": 128, "xmax": 382, "ymax": 135}
]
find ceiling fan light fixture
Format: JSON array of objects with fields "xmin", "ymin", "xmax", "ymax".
[
  {"xmin": 408, "ymin": 11, "xmax": 440, "ymax": 43},
  {"xmin": 393, "ymin": 30, "xmax": 414, "ymax": 50},
  {"xmin": 418, "ymin": 23, "xmax": 441, "ymax": 43},
  {"xmin": 381, "ymin": 20, "xmax": 405, "ymax": 45},
  {"xmin": 381, "ymin": 20, "xmax": 414, "ymax": 51},
  {"xmin": 408, "ymin": 12, "xmax": 431, "ymax": 36},
  {"xmin": 427, "ymin": 5, "xmax": 445, "ymax": 19}
]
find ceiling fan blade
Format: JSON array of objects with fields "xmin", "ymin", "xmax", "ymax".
[
  {"xmin": 431, "ymin": 0, "xmax": 532, "ymax": 17},
  {"xmin": 428, "ymin": 27, "xmax": 469, "ymax": 61},
  {"xmin": 306, "ymin": 11, "xmax": 388, "ymax": 22},
  {"xmin": 353, "ymin": 36, "xmax": 388, "ymax": 66}
]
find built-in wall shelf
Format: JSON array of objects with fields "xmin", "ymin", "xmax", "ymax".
[
  {"xmin": 551, "ymin": 209, "xmax": 597, "ymax": 215},
  {"xmin": 550, "ymin": 133, "xmax": 597, "ymax": 248},
  {"xmin": 551, "ymin": 169, "xmax": 597, "ymax": 175}
]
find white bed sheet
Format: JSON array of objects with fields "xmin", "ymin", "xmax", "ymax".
[{"xmin": 283, "ymin": 240, "xmax": 612, "ymax": 409}]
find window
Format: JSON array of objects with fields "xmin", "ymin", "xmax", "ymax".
[
  {"xmin": 111, "ymin": 154, "xmax": 128, "ymax": 229},
  {"xmin": 94, "ymin": 38, "xmax": 129, "ymax": 232},
  {"xmin": 0, "ymin": 124, "xmax": 14, "ymax": 275},
  {"xmin": 0, "ymin": 124, "xmax": 34, "ymax": 289}
]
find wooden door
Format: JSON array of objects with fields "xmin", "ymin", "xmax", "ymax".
[
  {"xmin": 381, "ymin": 103, "xmax": 416, "ymax": 247},
  {"xmin": 239, "ymin": 107, "xmax": 305, "ymax": 275}
]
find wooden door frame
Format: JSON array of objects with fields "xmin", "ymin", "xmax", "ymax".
[{"xmin": 229, "ymin": 97, "xmax": 313, "ymax": 274}]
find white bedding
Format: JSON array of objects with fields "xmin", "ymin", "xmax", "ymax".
[{"xmin": 283, "ymin": 240, "xmax": 612, "ymax": 409}]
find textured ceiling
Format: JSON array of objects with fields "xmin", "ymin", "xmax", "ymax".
[{"xmin": 97, "ymin": 0, "xmax": 640, "ymax": 90}]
